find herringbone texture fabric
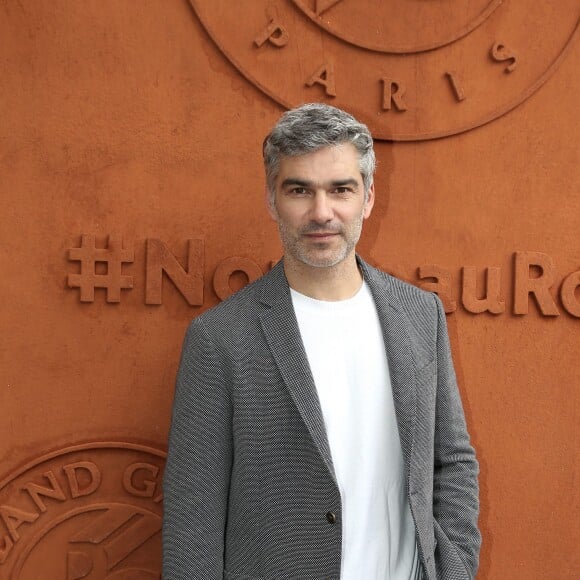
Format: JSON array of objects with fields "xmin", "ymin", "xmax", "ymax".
[{"xmin": 163, "ymin": 258, "xmax": 480, "ymax": 579}]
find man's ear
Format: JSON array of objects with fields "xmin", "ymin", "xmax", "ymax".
[
  {"xmin": 265, "ymin": 187, "xmax": 278, "ymax": 220},
  {"xmin": 363, "ymin": 183, "xmax": 375, "ymax": 219}
]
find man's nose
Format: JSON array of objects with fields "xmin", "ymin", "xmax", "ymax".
[{"xmin": 310, "ymin": 192, "xmax": 333, "ymax": 223}]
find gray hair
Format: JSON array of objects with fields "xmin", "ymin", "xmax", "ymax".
[{"xmin": 263, "ymin": 103, "xmax": 376, "ymax": 198}]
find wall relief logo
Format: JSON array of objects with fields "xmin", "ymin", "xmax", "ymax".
[
  {"xmin": 0, "ymin": 442, "xmax": 165, "ymax": 579},
  {"xmin": 188, "ymin": 0, "xmax": 579, "ymax": 140}
]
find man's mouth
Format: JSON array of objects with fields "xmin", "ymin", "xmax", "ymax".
[{"xmin": 303, "ymin": 232, "xmax": 339, "ymax": 240}]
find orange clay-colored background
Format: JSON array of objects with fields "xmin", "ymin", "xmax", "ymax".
[{"xmin": 0, "ymin": 2, "xmax": 578, "ymax": 579}]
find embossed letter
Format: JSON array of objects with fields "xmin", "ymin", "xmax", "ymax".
[
  {"xmin": 560, "ymin": 270, "xmax": 580, "ymax": 317},
  {"xmin": 22, "ymin": 470, "xmax": 66, "ymax": 512},
  {"xmin": 462, "ymin": 267, "xmax": 505, "ymax": 314},
  {"xmin": 445, "ymin": 71, "xmax": 466, "ymax": 102},
  {"xmin": 254, "ymin": 20, "xmax": 289, "ymax": 48},
  {"xmin": 63, "ymin": 462, "xmax": 102, "ymax": 498},
  {"xmin": 514, "ymin": 251, "xmax": 559, "ymax": 316},
  {"xmin": 417, "ymin": 266, "xmax": 457, "ymax": 313},
  {"xmin": 0, "ymin": 505, "xmax": 38, "ymax": 542},
  {"xmin": 146, "ymin": 239, "xmax": 204, "ymax": 306},
  {"xmin": 306, "ymin": 62, "xmax": 337, "ymax": 97},
  {"xmin": 213, "ymin": 257, "xmax": 264, "ymax": 301},
  {"xmin": 123, "ymin": 463, "xmax": 159, "ymax": 498},
  {"xmin": 381, "ymin": 78, "xmax": 408, "ymax": 111},
  {"xmin": 491, "ymin": 42, "xmax": 518, "ymax": 73}
]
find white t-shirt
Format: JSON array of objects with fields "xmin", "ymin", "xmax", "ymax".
[{"xmin": 291, "ymin": 282, "xmax": 419, "ymax": 579}]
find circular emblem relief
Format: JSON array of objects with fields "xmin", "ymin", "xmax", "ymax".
[
  {"xmin": 0, "ymin": 442, "xmax": 165, "ymax": 580},
  {"xmin": 189, "ymin": 0, "xmax": 579, "ymax": 140}
]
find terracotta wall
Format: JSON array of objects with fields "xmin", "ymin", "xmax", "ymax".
[{"xmin": 0, "ymin": 1, "xmax": 578, "ymax": 578}]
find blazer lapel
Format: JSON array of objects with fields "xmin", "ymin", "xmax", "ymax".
[
  {"xmin": 258, "ymin": 262, "xmax": 337, "ymax": 482},
  {"xmin": 360, "ymin": 258, "xmax": 417, "ymax": 473}
]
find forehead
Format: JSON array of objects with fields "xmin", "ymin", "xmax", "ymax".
[{"xmin": 276, "ymin": 144, "xmax": 362, "ymax": 184}]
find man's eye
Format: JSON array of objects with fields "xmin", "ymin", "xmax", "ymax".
[
  {"xmin": 290, "ymin": 187, "xmax": 307, "ymax": 195},
  {"xmin": 333, "ymin": 187, "xmax": 352, "ymax": 194}
]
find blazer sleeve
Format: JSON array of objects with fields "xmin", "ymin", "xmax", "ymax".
[
  {"xmin": 432, "ymin": 295, "xmax": 482, "ymax": 579},
  {"xmin": 162, "ymin": 317, "xmax": 233, "ymax": 580}
]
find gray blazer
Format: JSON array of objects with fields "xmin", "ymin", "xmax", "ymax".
[{"xmin": 163, "ymin": 258, "xmax": 481, "ymax": 580}]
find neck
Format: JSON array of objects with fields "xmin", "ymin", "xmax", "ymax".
[{"xmin": 283, "ymin": 253, "xmax": 363, "ymax": 301}]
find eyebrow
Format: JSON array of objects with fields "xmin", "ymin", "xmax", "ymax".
[
  {"xmin": 330, "ymin": 179, "xmax": 359, "ymax": 188},
  {"xmin": 280, "ymin": 178, "xmax": 311, "ymax": 188},
  {"xmin": 280, "ymin": 177, "xmax": 360, "ymax": 189}
]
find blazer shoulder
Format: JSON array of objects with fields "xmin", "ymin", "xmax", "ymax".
[
  {"xmin": 362, "ymin": 259, "xmax": 439, "ymax": 316},
  {"xmin": 185, "ymin": 263, "xmax": 280, "ymax": 337},
  {"xmin": 389, "ymin": 273, "xmax": 440, "ymax": 314}
]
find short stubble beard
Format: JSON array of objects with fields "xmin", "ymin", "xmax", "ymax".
[{"xmin": 276, "ymin": 212, "xmax": 365, "ymax": 269}]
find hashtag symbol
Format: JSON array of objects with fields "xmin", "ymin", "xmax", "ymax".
[{"xmin": 68, "ymin": 235, "xmax": 134, "ymax": 302}]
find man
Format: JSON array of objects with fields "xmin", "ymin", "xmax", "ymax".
[{"xmin": 163, "ymin": 103, "xmax": 481, "ymax": 579}]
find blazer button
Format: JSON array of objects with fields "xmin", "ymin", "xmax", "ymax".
[{"xmin": 326, "ymin": 511, "xmax": 337, "ymax": 524}]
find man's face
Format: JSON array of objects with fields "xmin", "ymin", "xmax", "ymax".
[{"xmin": 268, "ymin": 143, "xmax": 374, "ymax": 269}]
